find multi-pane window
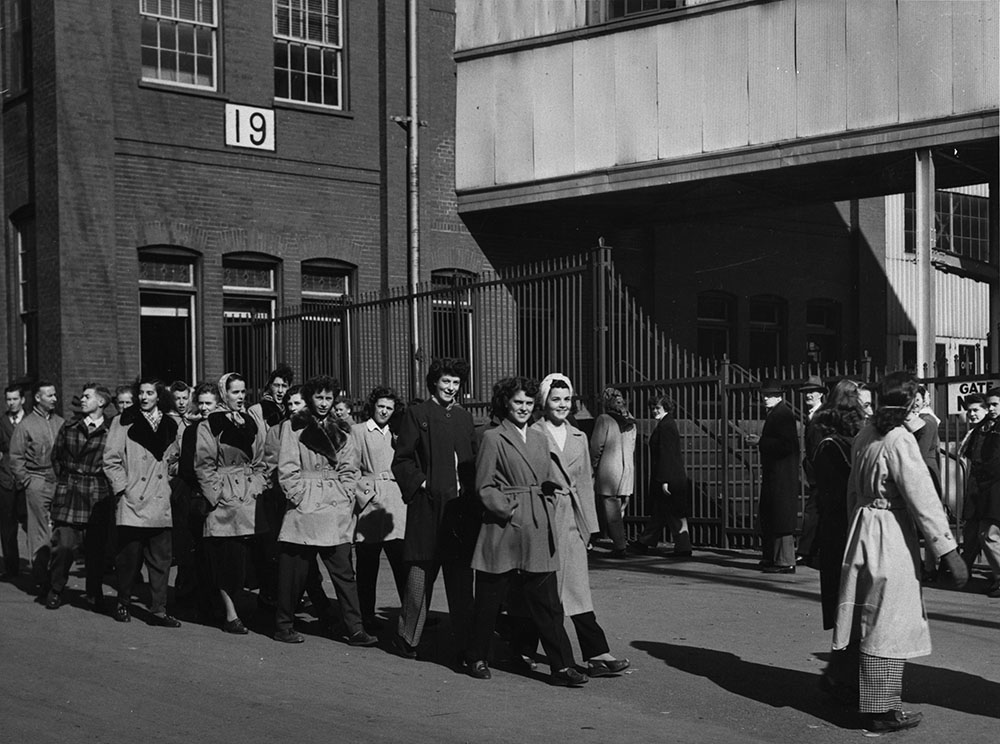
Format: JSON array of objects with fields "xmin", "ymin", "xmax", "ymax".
[
  {"xmin": 138, "ymin": 248, "xmax": 199, "ymax": 384},
  {"xmin": 140, "ymin": 0, "xmax": 217, "ymax": 89},
  {"xmin": 223, "ymin": 256, "xmax": 279, "ymax": 392},
  {"xmin": 301, "ymin": 259, "xmax": 352, "ymax": 301},
  {"xmin": 748, "ymin": 296, "xmax": 786, "ymax": 370},
  {"xmin": 696, "ymin": 291, "xmax": 735, "ymax": 362},
  {"xmin": 1, "ymin": 0, "xmax": 30, "ymax": 98},
  {"xmin": 12, "ymin": 216, "xmax": 37, "ymax": 376},
  {"xmin": 300, "ymin": 260, "xmax": 352, "ymax": 385},
  {"xmin": 274, "ymin": 0, "xmax": 344, "ymax": 108},
  {"xmin": 608, "ymin": 0, "xmax": 683, "ymax": 19},
  {"xmin": 903, "ymin": 190, "xmax": 990, "ymax": 262},
  {"xmin": 432, "ymin": 269, "xmax": 475, "ymax": 393}
]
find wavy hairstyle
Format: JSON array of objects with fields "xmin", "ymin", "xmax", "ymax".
[
  {"xmin": 490, "ymin": 376, "xmax": 539, "ymax": 421},
  {"xmin": 300, "ymin": 375, "xmax": 349, "ymax": 448},
  {"xmin": 131, "ymin": 375, "xmax": 176, "ymax": 415},
  {"xmin": 872, "ymin": 371, "xmax": 918, "ymax": 435},
  {"xmin": 364, "ymin": 386, "xmax": 404, "ymax": 421},
  {"xmin": 425, "ymin": 357, "xmax": 469, "ymax": 393}
]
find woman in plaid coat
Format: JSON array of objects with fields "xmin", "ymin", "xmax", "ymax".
[{"xmin": 44, "ymin": 384, "xmax": 115, "ymax": 610}]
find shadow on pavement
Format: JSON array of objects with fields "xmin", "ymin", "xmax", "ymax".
[
  {"xmin": 905, "ymin": 662, "xmax": 1000, "ymax": 718},
  {"xmin": 632, "ymin": 640, "xmax": 858, "ymax": 729}
]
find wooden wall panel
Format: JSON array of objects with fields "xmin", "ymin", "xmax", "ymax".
[
  {"xmin": 747, "ymin": 0, "xmax": 796, "ymax": 145},
  {"xmin": 846, "ymin": 0, "xmax": 898, "ymax": 129},
  {"xmin": 532, "ymin": 44, "xmax": 575, "ymax": 180},
  {"xmin": 536, "ymin": 0, "xmax": 586, "ymax": 36},
  {"xmin": 898, "ymin": 0, "xmax": 953, "ymax": 121},
  {"xmin": 794, "ymin": 0, "xmax": 847, "ymax": 138},
  {"xmin": 657, "ymin": 17, "xmax": 705, "ymax": 159},
  {"xmin": 573, "ymin": 38, "xmax": 617, "ymax": 172},
  {"xmin": 982, "ymin": 0, "xmax": 1000, "ymax": 109},
  {"xmin": 952, "ymin": 0, "xmax": 989, "ymax": 113},
  {"xmin": 494, "ymin": 0, "xmax": 537, "ymax": 46},
  {"xmin": 493, "ymin": 53, "xmax": 535, "ymax": 185},
  {"xmin": 701, "ymin": 7, "xmax": 749, "ymax": 152},
  {"xmin": 455, "ymin": 58, "xmax": 496, "ymax": 190},
  {"xmin": 454, "ymin": 1, "xmax": 494, "ymax": 52},
  {"xmin": 614, "ymin": 27, "xmax": 659, "ymax": 165}
]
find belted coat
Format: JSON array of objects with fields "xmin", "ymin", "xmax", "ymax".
[
  {"xmin": 277, "ymin": 413, "xmax": 360, "ymax": 547},
  {"xmin": 103, "ymin": 407, "xmax": 180, "ymax": 529},
  {"xmin": 351, "ymin": 420, "xmax": 406, "ymax": 543},
  {"xmin": 194, "ymin": 411, "xmax": 269, "ymax": 538},
  {"xmin": 472, "ymin": 419, "xmax": 560, "ymax": 575}
]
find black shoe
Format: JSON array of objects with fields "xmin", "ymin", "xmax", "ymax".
[
  {"xmin": 666, "ymin": 550, "xmax": 693, "ymax": 559},
  {"xmin": 222, "ymin": 618, "xmax": 249, "ymax": 635},
  {"xmin": 44, "ymin": 590, "xmax": 62, "ymax": 610},
  {"xmin": 466, "ymin": 660, "xmax": 492, "ymax": 680},
  {"xmin": 346, "ymin": 630, "xmax": 379, "ymax": 647},
  {"xmin": 604, "ymin": 549, "xmax": 628, "ymax": 559},
  {"xmin": 762, "ymin": 565, "xmax": 795, "ymax": 574},
  {"xmin": 862, "ymin": 710, "xmax": 923, "ymax": 732},
  {"xmin": 586, "ymin": 658, "xmax": 630, "ymax": 677},
  {"xmin": 273, "ymin": 628, "xmax": 305, "ymax": 644},
  {"xmin": 113, "ymin": 603, "xmax": 131, "ymax": 623},
  {"xmin": 392, "ymin": 635, "xmax": 419, "ymax": 659},
  {"xmin": 149, "ymin": 613, "xmax": 182, "ymax": 628},
  {"xmin": 551, "ymin": 667, "xmax": 589, "ymax": 687},
  {"xmin": 626, "ymin": 541, "xmax": 649, "ymax": 555}
]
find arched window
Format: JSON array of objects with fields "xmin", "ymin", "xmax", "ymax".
[
  {"xmin": 138, "ymin": 246, "xmax": 199, "ymax": 384},
  {"xmin": 301, "ymin": 258, "xmax": 355, "ymax": 303},
  {"xmin": 748, "ymin": 295, "xmax": 786, "ymax": 369},
  {"xmin": 805, "ymin": 299, "xmax": 840, "ymax": 364},
  {"xmin": 299, "ymin": 259, "xmax": 355, "ymax": 385},
  {"xmin": 696, "ymin": 291, "xmax": 736, "ymax": 362}
]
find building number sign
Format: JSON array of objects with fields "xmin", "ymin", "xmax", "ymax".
[{"xmin": 225, "ymin": 104, "xmax": 275, "ymax": 152}]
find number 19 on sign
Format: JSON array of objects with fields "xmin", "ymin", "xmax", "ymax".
[{"xmin": 225, "ymin": 104, "xmax": 275, "ymax": 151}]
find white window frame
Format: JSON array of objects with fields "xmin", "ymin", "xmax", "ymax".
[
  {"xmin": 273, "ymin": 0, "xmax": 344, "ymax": 110},
  {"xmin": 138, "ymin": 249, "xmax": 199, "ymax": 382},
  {"xmin": 140, "ymin": 0, "xmax": 219, "ymax": 91}
]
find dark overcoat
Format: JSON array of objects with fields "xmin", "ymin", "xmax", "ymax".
[
  {"xmin": 811, "ymin": 433, "xmax": 852, "ymax": 629},
  {"xmin": 757, "ymin": 401, "xmax": 800, "ymax": 535},
  {"xmin": 969, "ymin": 418, "xmax": 1000, "ymax": 522},
  {"xmin": 648, "ymin": 413, "xmax": 690, "ymax": 518},
  {"xmin": 50, "ymin": 416, "xmax": 113, "ymax": 525},
  {"xmin": 471, "ymin": 419, "xmax": 560, "ymax": 574},
  {"xmin": 391, "ymin": 399, "xmax": 477, "ymax": 562}
]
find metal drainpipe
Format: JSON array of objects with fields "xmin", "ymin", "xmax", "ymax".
[{"xmin": 406, "ymin": 0, "xmax": 421, "ymax": 399}]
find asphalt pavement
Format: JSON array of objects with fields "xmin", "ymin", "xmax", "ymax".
[{"xmin": 1, "ymin": 543, "xmax": 997, "ymax": 744}]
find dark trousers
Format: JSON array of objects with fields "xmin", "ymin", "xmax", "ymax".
[
  {"xmin": 276, "ymin": 542, "xmax": 362, "ymax": 634},
  {"xmin": 0, "ymin": 484, "xmax": 25, "ymax": 576},
  {"xmin": 517, "ymin": 609, "xmax": 610, "ymax": 662},
  {"xmin": 398, "ymin": 559, "xmax": 474, "ymax": 649},
  {"xmin": 49, "ymin": 504, "xmax": 112, "ymax": 597},
  {"xmin": 116, "ymin": 526, "xmax": 172, "ymax": 615},
  {"xmin": 356, "ymin": 539, "xmax": 407, "ymax": 621},
  {"xmin": 205, "ymin": 536, "xmax": 250, "ymax": 596},
  {"xmin": 468, "ymin": 570, "xmax": 574, "ymax": 673}
]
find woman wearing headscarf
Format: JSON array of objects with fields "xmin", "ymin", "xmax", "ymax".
[
  {"xmin": 273, "ymin": 375, "xmax": 376, "ymax": 647},
  {"xmin": 194, "ymin": 372, "xmax": 269, "ymax": 634},
  {"xmin": 590, "ymin": 387, "xmax": 637, "ymax": 558},
  {"xmin": 832, "ymin": 372, "xmax": 968, "ymax": 732},
  {"xmin": 529, "ymin": 373, "xmax": 629, "ymax": 677}
]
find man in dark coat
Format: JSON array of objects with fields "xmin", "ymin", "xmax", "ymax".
[
  {"xmin": 45, "ymin": 384, "xmax": 115, "ymax": 609},
  {"xmin": 967, "ymin": 388, "xmax": 1000, "ymax": 597},
  {"xmin": 391, "ymin": 358, "xmax": 477, "ymax": 659},
  {"xmin": 0, "ymin": 383, "xmax": 27, "ymax": 579},
  {"xmin": 752, "ymin": 379, "xmax": 800, "ymax": 574}
]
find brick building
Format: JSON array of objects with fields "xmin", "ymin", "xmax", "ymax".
[{"xmin": 1, "ymin": 0, "xmax": 486, "ymax": 404}]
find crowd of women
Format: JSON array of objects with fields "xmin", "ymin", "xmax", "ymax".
[{"xmin": 1, "ymin": 359, "xmax": 980, "ymax": 726}]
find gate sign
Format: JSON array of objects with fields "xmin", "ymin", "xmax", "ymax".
[
  {"xmin": 948, "ymin": 380, "xmax": 999, "ymax": 415},
  {"xmin": 225, "ymin": 104, "xmax": 275, "ymax": 151}
]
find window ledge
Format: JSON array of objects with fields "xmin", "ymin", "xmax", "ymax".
[
  {"xmin": 272, "ymin": 99, "xmax": 354, "ymax": 119},
  {"xmin": 137, "ymin": 79, "xmax": 230, "ymax": 102}
]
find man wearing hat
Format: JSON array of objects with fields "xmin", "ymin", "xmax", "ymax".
[
  {"xmin": 748, "ymin": 379, "xmax": 800, "ymax": 573},
  {"xmin": 797, "ymin": 375, "xmax": 826, "ymax": 566}
]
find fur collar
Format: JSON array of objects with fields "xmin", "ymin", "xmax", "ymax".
[
  {"xmin": 290, "ymin": 411, "xmax": 348, "ymax": 466},
  {"xmin": 121, "ymin": 406, "xmax": 178, "ymax": 461},
  {"xmin": 207, "ymin": 411, "xmax": 258, "ymax": 459}
]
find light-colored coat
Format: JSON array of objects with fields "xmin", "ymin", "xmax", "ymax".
[
  {"xmin": 103, "ymin": 412, "xmax": 180, "ymax": 529},
  {"xmin": 472, "ymin": 419, "xmax": 560, "ymax": 574},
  {"xmin": 351, "ymin": 420, "xmax": 406, "ymax": 543},
  {"xmin": 590, "ymin": 413, "xmax": 636, "ymax": 496},
  {"xmin": 833, "ymin": 424, "xmax": 958, "ymax": 659},
  {"xmin": 277, "ymin": 417, "xmax": 360, "ymax": 547},
  {"xmin": 532, "ymin": 419, "xmax": 598, "ymax": 616},
  {"xmin": 194, "ymin": 412, "xmax": 268, "ymax": 537}
]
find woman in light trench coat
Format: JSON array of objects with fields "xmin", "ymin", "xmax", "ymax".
[
  {"xmin": 528, "ymin": 373, "xmax": 629, "ymax": 677},
  {"xmin": 832, "ymin": 372, "xmax": 967, "ymax": 733},
  {"xmin": 194, "ymin": 372, "xmax": 269, "ymax": 634}
]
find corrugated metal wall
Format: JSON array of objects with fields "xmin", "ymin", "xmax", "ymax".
[
  {"xmin": 884, "ymin": 193, "xmax": 990, "ymax": 340},
  {"xmin": 455, "ymin": 0, "xmax": 999, "ymax": 191}
]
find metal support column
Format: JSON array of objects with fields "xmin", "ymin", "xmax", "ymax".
[
  {"xmin": 915, "ymin": 150, "xmax": 936, "ymax": 379},
  {"xmin": 990, "ymin": 176, "xmax": 999, "ymax": 373},
  {"xmin": 406, "ymin": 0, "xmax": 421, "ymax": 399}
]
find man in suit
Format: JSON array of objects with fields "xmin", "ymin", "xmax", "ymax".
[
  {"xmin": 748, "ymin": 379, "xmax": 800, "ymax": 574},
  {"xmin": 8, "ymin": 380, "xmax": 65, "ymax": 588},
  {"xmin": 0, "ymin": 383, "xmax": 27, "ymax": 579},
  {"xmin": 45, "ymin": 384, "xmax": 114, "ymax": 609}
]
